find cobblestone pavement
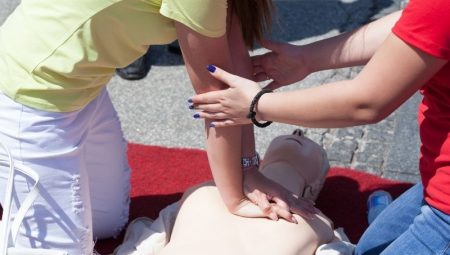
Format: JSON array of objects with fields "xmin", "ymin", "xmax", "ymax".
[
  {"xmin": 0, "ymin": 0, "xmax": 420, "ymax": 183},
  {"xmin": 253, "ymin": 0, "xmax": 420, "ymax": 183}
]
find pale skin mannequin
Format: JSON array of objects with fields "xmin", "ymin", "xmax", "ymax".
[
  {"xmin": 176, "ymin": 1, "xmax": 316, "ymax": 223},
  {"xmin": 158, "ymin": 131, "xmax": 334, "ymax": 255},
  {"xmin": 188, "ymin": 10, "xmax": 448, "ymax": 129}
]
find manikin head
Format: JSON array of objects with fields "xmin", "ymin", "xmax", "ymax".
[{"xmin": 260, "ymin": 129, "xmax": 329, "ymax": 201}]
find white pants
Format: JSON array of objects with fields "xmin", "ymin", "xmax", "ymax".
[{"xmin": 0, "ymin": 89, "xmax": 131, "ymax": 255}]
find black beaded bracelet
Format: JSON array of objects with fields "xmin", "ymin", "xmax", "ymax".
[{"xmin": 246, "ymin": 89, "xmax": 273, "ymax": 128}]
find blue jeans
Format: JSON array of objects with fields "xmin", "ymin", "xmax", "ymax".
[{"xmin": 355, "ymin": 183, "xmax": 450, "ymax": 255}]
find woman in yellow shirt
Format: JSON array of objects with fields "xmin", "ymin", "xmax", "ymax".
[{"xmin": 0, "ymin": 0, "xmax": 316, "ymax": 254}]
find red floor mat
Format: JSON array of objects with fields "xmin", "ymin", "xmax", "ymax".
[{"xmin": 1, "ymin": 143, "xmax": 413, "ymax": 254}]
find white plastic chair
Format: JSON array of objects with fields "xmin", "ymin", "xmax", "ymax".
[{"xmin": 0, "ymin": 142, "xmax": 67, "ymax": 255}]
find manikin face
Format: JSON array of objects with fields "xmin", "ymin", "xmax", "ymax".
[{"xmin": 261, "ymin": 129, "xmax": 326, "ymax": 186}]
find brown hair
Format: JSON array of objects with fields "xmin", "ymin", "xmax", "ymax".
[{"xmin": 232, "ymin": 0, "xmax": 274, "ymax": 48}]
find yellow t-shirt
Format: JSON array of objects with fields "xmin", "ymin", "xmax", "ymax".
[{"xmin": 0, "ymin": 0, "xmax": 227, "ymax": 112}]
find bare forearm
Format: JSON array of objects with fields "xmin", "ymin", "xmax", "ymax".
[
  {"xmin": 258, "ymin": 30, "xmax": 447, "ymax": 128},
  {"xmin": 205, "ymin": 125, "xmax": 244, "ymax": 206},
  {"xmin": 303, "ymin": 11, "xmax": 402, "ymax": 72},
  {"xmin": 257, "ymin": 80, "xmax": 379, "ymax": 128},
  {"xmin": 203, "ymin": 100, "xmax": 246, "ymax": 208},
  {"xmin": 257, "ymin": 12, "xmax": 404, "ymax": 125},
  {"xmin": 241, "ymin": 125, "xmax": 255, "ymax": 157},
  {"xmin": 176, "ymin": 23, "xmax": 246, "ymax": 209},
  {"xmin": 227, "ymin": 12, "xmax": 257, "ymax": 159},
  {"xmin": 202, "ymin": 90, "xmax": 246, "ymax": 207}
]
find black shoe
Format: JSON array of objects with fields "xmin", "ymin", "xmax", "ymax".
[
  {"xmin": 116, "ymin": 51, "xmax": 151, "ymax": 80},
  {"xmin": 167, "ymin": 41, "xmax": 182, "ymax": 55}
]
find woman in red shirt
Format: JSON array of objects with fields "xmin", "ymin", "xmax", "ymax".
[{"xmin": 190, "ymin": 0, "xmax": 450, "ymax": 253}]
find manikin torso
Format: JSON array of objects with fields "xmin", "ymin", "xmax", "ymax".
[{"xmin": 159, "ymin": 132, "xmax": 334, "ymax": 255}]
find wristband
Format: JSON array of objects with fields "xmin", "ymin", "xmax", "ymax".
[
  {"xmin": 241, "ymin": 154, "xmax": 260, "ymax": 169},
  {"xmin": 247, "ymin": 89, "xmax": 273, "ymax": 128}
]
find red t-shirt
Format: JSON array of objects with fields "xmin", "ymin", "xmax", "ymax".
[{"xmin": 392, "ymin": 0, "xmax": 450, "ymax": 214}]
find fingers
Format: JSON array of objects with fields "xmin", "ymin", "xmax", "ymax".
[
  {"xmin": 248, "ymin": 192, "xmax": 296, "ymax": 224},
  {"xmin": 245, "ymin": 190, "xmax": 319, "ymax": 223},
  {"xmin": 252, "ymin": 41, "xmax": 282, "ymax": 68},
  {"xmin": 210, "ymin": 119, "xmax": 247, "ymax": 128},
  {"xmin": 194, "ymin": 111, "xmax": 228, "ymax": 120},
  {"xmin": 192, "ymin": 112, "xmax": 249, "ymax": 127},
  {"xmin": 272, "ymin": 196, "xmax": 289, "ymax": 211},
  {"xmin": 191, "ymin": 103, "xmax": 223, "ymax": 113},
  {"xmin": 289, "ymin": 198, "xmax": 319, "ymax": 220},
  {"xmin": 272, "ymin": 196, "xmax": 296, "ymax": 223},
  {"xmin": 251, "ymin": 53, "xmax": 272, "ymax": 78},
  {"xmin": 246, "ymin": 189, "xmax": 278, "ymax": 221},
  {"xmin": 232, "ymin": 199, "xmax": 268, "ymax": 219},
  {"xmin": 252, "ymin": 65, "xmax": 270, "ymax": 82},
  {"xmin": 207, "ymin": 65, "xmax": 239, "ymax": 88},
  {"xmin": 251, "ymin": 53, "xmax": 269, "ymax": 68},
  {"xmin": 253, "ymin": 65, "xmax": 265, "ymax": 75},
  {"xmin": 272, "ymin": 193, "xmax": 319, "ymax": 221},
  {"xmin": 190, "ymin": 90, "xmax": 223, "ymax": 104},
  {"xmin": 253, "ymin": 72, "xmax": 270, "ymax": 83},
  {"xmin": 252, "ymin": 52, "xmax": 278, "ymax": 83},
  {"xmin": 271, "ymin": 204, "xmax": 297, "ymax": 224}
]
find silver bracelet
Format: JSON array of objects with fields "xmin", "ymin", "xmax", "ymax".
[{"xmin": 241, "ymin": 154, "xmax": 260, "ymax": 169}]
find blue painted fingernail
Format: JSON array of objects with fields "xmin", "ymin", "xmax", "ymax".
[
  {"xmin": 209, "ymin": 123, "xmax": 215, "ymax": 128},
  {"xmin": 193, "ymin": 113, "xmax": 200, "ymax": 119},
  {"xmin": 207, "ymin": 65, "xmax": 216, "ymax": 73},
  {"xmin": 187, "ymin": 98, "xmax": 193, "ymax": 103},
  {"xmin": 188, "ymin": 104, "xmax": 194, "ymax": 110}
]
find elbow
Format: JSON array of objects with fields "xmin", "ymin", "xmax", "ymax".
[
  {"xmin": 355, "ymin": 110, "xmax": 387, "ymax": 124},
  {"xmin": 344, "ymin": 80, "xmax": 395, "ymax": 125},
  {"xmin": 352, "ymin": 101, "xmax": 391, "ymax": 125}
]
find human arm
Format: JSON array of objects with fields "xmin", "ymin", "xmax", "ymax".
[
  {"xmin": 190, "ymin": 32, "xmax": 447, "ymax": 128},
  {"xmin": 227, "ymin": 10, "xmax": 317, "ymax": 221},
  {"xmin": 174, "ymin": 6, "xmax": 298, "ymax": 220},
  {"xmin": 161, "ymin": 133, "xmax": 334, "ymax": 255},
  {"xmin": 226, "ymin": 9, "xmax": 285, "ymax": 220},
  {"xmin": 253, "ymin": 10, "xmax": 402, "ymax": 90},
  {"xmin": 175, "ymin": 1, "xmax": 316, "ymax": 219},
  {"xmin": 225, "ymin": 12, "xmax": 277, "ymax": 218},
  {"xmin": 256, "ymin": 33, "xmax": 447, "ymax": 127},
  {"xmin": 174, "ymin": 20, "xmax": 250, "ymax": 215}
]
